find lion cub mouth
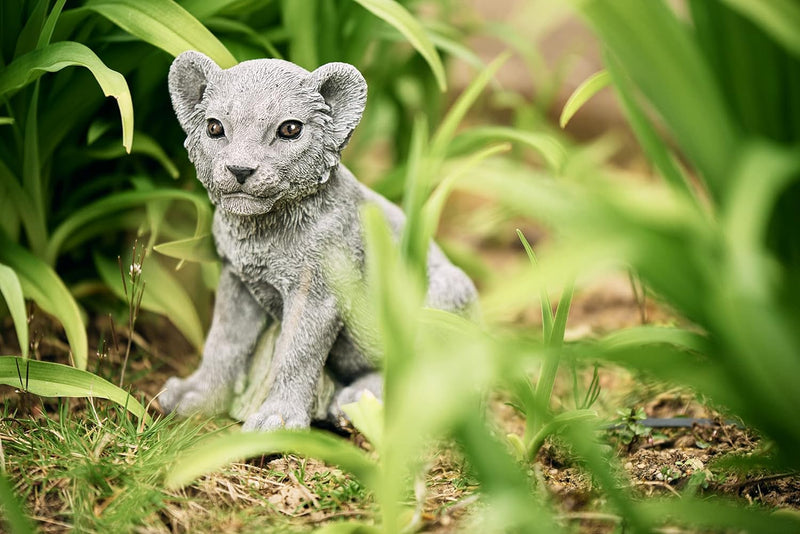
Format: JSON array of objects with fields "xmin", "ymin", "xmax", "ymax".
[{"xmin": 220, "ymin": 192, "xmax": 276, "ymax": 216}]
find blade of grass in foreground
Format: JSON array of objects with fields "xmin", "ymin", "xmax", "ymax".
[
  {"xmin": 0, "ymin": 235, "xmax": 87, "ymax": 369},
  {"xmin": 166, "ymin": 429, "xmax": 377, "ymax": 489},
  {"xmin": 0, "ymin": 356, "xmax": 148, "ymax": 421},
  {"xmin": 0, "ymin": 471, "xmax": 34, "ymax": 534},
  {"xmin": 0, "ymin": 264, "xmax": 28, "ymax": 358}
]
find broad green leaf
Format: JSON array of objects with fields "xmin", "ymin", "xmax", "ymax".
[
  {"xmin": 166, "ymin": 429, "xmax": 377, "ymax": 489},
  {"xmin": 95, "ymin": 253, "xmax": 205, "ymax": 350},
  {"xmin": 720, "ymin": 0, "xmax": 800, "ymax": 58},
  {"xmin": 723, "ymin": 142, "xmax": 800, "ymax": 255},
  {"xmin": 0, "ymin": 235, "xmax": 87, "ymax": 369},
  {"xmin": 429, "ymin": 52, "xmax": 510, "ymax": 159},
  {"xmin": 0, "ymin": 41, "xmax": 133, "ymax": 152},
  {"xmin": 204, "ymin": 17, "xmax": 283, "ymax": 59},
  {"xmin": 86, "ymin": 131, "xmax": 179, "ymax": 179},
  {"xmin": 341, "ymin": 390, "xmax": 384, "ymax": 450},
  {"xmin": 560, "ymin": 70, "xmax": 610, "ymax": 128},
  {"xmin": 0, "ymin": 265, "xmax": 28, "ymax": 359},
  {"xmin": 280, "ymin": 0, "xmax": 318, "ymax": 69},
  {"xmin": 604, "ymin": 52, "xmax": 695, "ymax": 199},
  {"xmin": 571, "ymin": 0, "xmax": 739, "ymax": 198},
  {"xmin": 153, "ymin": 234, "xmax": 218, "ymax": 263},
  {"xmin": 180, "ymin": 0, "xmax": 243, "ymax": 20},
  {"xmin": 46, "ymin": 189, "xmax": 211, "ymax": 264},
  {"xmin": 639, "ymin": 498, "xmax": 800, "ymax": 533},
  {"xmin": 0, "ymin": 356, "xmax": 148, "ymax": 421},
  {"xmin": 80, "ymin": 0, "xmax": 237, "ymax": 68},
  {"xmin": 353, "ymin": 0, "xmax": 447, "ymax": 91},
  {"xmin": 450, "ymin": 126, "xmax": 567, "ymax": 173}
]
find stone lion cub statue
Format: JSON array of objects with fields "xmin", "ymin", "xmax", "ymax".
[{"xmin": 159, "ymin": 51, "xmax": 477, "ymax": 431}]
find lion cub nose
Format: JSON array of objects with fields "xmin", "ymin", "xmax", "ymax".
[{"xmin": 227, "ymin": 164, "xmax": 257, "ymax": 184}]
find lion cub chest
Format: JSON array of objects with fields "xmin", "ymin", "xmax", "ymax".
[{"xmin": 212, "ymin": 215, "xmax": 314, "ymax": 308}]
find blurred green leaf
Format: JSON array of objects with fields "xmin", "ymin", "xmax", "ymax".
[
  {"xmin": 430, "ymin": 52, "xmax": 510, "ymax": 159},
  {"xmin": 86, "ymin": 131, "xmax": 180, "ymax": 179},
  {"xmin": 353, "ymin": 0, "xmax": 447, "ymax": 91},
  {"xmin": 280, "ymin": 0, "xmax": 317, "ymax": 69},
  {"xmin": 342, "ymin": 390, "xmax": 384, "ymax": 451},
  {"xmin": 559, "ymin": 70, "xmax": 610, "ymax": 128},
  {"xmin": 95, "ymin": 253, "xmax": 205, "ymax": 350},
  {"xmin": 572, "ymin": 0, "xmax": 739, "ymax": 197},
  {"xmin": 0, "ymin": 41, "xmax": 133, "ymax": 152},
  {"xmin": 516, "ymin": 229, "xmax": 554, "ymax": 340},
  {"xmin": 604, "ymin": 51, "xmax": 695, "ymax": 198},
  {"xmin": 0, "ymin": 118, "xmax": 14, "ymax": 125},
  {"xmin": 166, "ymin": 429, "xmax": 377, "ymax": 489},
  {"xmin": 0, "ymin": 356, "xmax": 148, "ymax": 421},
  {"xmin": 47, "ymin": 189, "xmax": 211, "ymax": 264},
  {"xmin": 421, "ymin": 143, "xmax": 511, "ymax": 248},
  {"xmin": 639, "ymin": 498, "xmax": 800, "ymax": 533},
  {"xmin": 153, "ymin": 234, "xmax": 218, "ymax": 263},
  {"xmin": 0, "ymin": 235, "xmax": 87, "ymax": 369},
  {"xmin": 80, "ymin": 0, "xmax": 237, "ymax": 68},
  {"xmin": 720, "ymin": 0, "xmax": 800, "ymax": 58},
  {"xmin": 0, "ymin": 470, "xmax": 34, "ymax": 534},
  {"xmin": 0, "ymin": 264, "xmax": 28, "ymax": 359},
  {"xmin": 450, "ymin": 126, "xmax": 566, "ymax": 173}
]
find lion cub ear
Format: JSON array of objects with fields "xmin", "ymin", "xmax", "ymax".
[
  {"xmin": 310, "ymin": 63, "xmax": 367, "ymax": 152},
  {"xmin": 169, "ymin": 51, "xmax": 222, "ymax": 134}
]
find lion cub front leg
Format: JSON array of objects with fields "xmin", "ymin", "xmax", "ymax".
[
  {"xmin": 243, "ymin": 282, "xmax": 340, "ymax": 432},
  {"xmin": 160, "ymin": 265, "xmax": 267, "ymax": 416}
]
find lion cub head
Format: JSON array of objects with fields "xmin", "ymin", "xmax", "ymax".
[{"xmin": 168, "ymin": 51, "xmax": 367, "ymax": 216}]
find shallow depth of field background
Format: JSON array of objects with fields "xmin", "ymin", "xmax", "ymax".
[{"xmin": 1, "ymin": 1, "xmax": 800, "ymax": 533}]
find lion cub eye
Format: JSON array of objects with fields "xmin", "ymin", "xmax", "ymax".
[
  {"xmin": 277, "ymin": 120, "xmax": 303, "ymax": 140},
  {"xmin": 207, "ymin": 119, "xmax": 225, "ymax": 138}
]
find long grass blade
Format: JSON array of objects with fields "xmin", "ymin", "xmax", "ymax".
[
  {"xmin": 0, "ymin": 265, "xmax": 28, "ymax": 359},
  {"xmin": 0, "ymin": 235, "xmax": 87, "ymax": 369},
  {"xmin": 352, "ymin": 0, "xmax": 447, "ymax": 91},
  {"xmin": 559, "ymin": 70, "xmax": 610, "ymax": 128},
  {"xmin": 0, "ymin": 41, "xmax": 133, "ymax": 152},
  {"xmin": 516, "ymin": 229, "xmax": 553, "ymax": 340},
  {"xmin": 166, "ymin": 429, "xmax": 378, "ymax": 489},
  {"xmin": 0, "ymin": 356, "xmax": 148, "ymax": 420},
  {"xmin": 80, "ymin": 0, "xmax": 236, "ymax": 68},
  {"xmin": 429, "ymin": 52, "xmax": 510, "ymax": 160}
]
